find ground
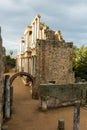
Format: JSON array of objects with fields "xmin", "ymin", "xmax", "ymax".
[{"xmin": 4, "ymin": 72, "xmax": 87, "ymax": 130}]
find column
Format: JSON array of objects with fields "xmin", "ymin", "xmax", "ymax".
[
  {"xmin": 34, "ymin": 20, "xmax": 36, "ymax": 44},
  {"xmin": 73, "ymin": 101, "xmax": 80, "ymax": 130},
  {"xmin": 19, "ymin": 58, "xmax": 22, "ymax": 72},
  {"xmin": 22, "ymin": 42, "xmax": 25, "ymax": 52},
  {"xmin": 57, "ymin": 119, "xmax": 65, "ymax": 130},
  {"xmin": 29, "ymin": 58, "xmax": 31, "ymax": 74},
  {"xmin": 31, "ymin": 56, "xmax": 36, "ymax": 76},
  {"xmin": 25, "ymin": 32, "xmax": 29, "ymax": 51},
  {"xmin": 20, "ymin": 42, "xmax": 23, "ymax": 71},
  {"xmin": 20, "ymin": 42, "xmax": 22, "ymax": 54},
  {"xmin": 37, "ymin": 17, "xmax": 40, "ymax": 39},
  {"xmin": 36, "ymin": 19, "xmax": 37, "ymax": 40},
  {"xmin": 32, "ymin": 23, "xmax": 35, "ymax": 45},
  {"xmin": 24, "ymin": 58, "xmax": 28, "ymax": 73},
  {"xmin": 20, "ymin": 37, "xmax": 25, "ymax": 53}
]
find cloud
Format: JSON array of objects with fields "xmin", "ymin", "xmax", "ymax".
[{"xmin": 0, "ymin": 0, "xmax": 87, "ymax": 55}]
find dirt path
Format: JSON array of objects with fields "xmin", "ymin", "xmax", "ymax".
[{"xmin": 4, "ymin": 73, "xmax": 87, "ymax": 130}]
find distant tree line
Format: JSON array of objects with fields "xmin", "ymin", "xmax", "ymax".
[{"xmin": 73, "ymin": 45, "xmax": 87, "ymax": 81}]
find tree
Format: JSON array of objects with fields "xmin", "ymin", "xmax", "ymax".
[
  {"xmin": 9, "ymin": 50, "xmax": 13, "ymax": 58},
  {"xmin": 5, "ymin": 54, "xmax": 16, "ymax": 72},
  {"xmin": 73, "ymin": 45, "xmax": 87, "ymax": 80},
  {"xmin": 6, "ymin": 55, "xmax": 16, "ymax": 67}
]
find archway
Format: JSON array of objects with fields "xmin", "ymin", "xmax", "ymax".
[
  {"xmin": 10, "ymin": 72, "xmax": 34, "ymax": 85},
  {"xmin": 6, "ymin": 72, "xmax": 35, "ymax": 118},
  {"xmin": 10, "ymin": 71, "xmax": 35, "ymax": 101},
  {"xmin": 3, "ymin": 72, "xmax": 36, "ymax": 124}
]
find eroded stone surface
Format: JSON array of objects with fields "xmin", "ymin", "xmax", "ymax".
[{"xmin": 0, "ymin": 27, "xmax": 5, "ymax": 129}]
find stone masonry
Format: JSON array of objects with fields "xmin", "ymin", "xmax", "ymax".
[
  {"xmin": 0, "ymin": 27, "xmax": 6, "ymax": 129},
  {"xmin": 33, "ymin": 39, "xmax": 74, "ymax": 97},
  {"xmin": 36, "ymin": 40, "xmax": 74, "ymax": 84},
  {"xmin": 39, "ymin": 83, "xmax": 87, "ymax": 110},
  {"xmin": 16, "ymin": 14, "xmax": 75, "ymax": 97}
]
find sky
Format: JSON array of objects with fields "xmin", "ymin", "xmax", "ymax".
[{"xmin": 1, "ymin": 0, "xmax": 87, "ymax": 56}]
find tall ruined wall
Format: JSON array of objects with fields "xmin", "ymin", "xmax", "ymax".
[
  {"xmin": 35, "ymin": 39, "xmax": 74, "ymax": 89},
  {"xmin": 0, "ymin": 27, "xmax": 5, "ymax": 129}
]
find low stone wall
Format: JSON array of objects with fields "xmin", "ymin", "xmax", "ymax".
[{"xmin": 39, "ymin": 84, "xmax": 87, "ymax": 110}]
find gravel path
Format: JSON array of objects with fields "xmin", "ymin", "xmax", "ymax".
[{"xmin": 4, "ymin": 73, "xmax": 87, "ymax": 130}]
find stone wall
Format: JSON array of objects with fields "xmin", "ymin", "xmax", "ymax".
[
  {"xmin": 16, "ymin": 15, "xmax": 75, "ymax": 98},
  {"xmin": 35, "ymin": 39, "xmax": 74, "ymax": 93},
  {"xmin": 0, "ymin": 27, "xmax": 6, "ymax": 129},
  {"xmin": 39, "ymin": 84, "xmax": 87, "ymax": 110},
  {"xmin": 0, "ymin": 75, "xmax": 4, "ymax": 129}
]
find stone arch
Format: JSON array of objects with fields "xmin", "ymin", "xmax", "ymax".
[{"xmin": 10, "ymin": 72, "xmax": 34, "ymax": 85}]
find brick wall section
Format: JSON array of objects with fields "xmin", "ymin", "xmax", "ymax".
[{"xmin": 35, "ymin": 39, "xmax": 74, "ymax": 91}]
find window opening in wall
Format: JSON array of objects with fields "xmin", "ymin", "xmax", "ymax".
[{"xmin": 48, "ymin": 81, "xmax": 56, "ymax": 84}]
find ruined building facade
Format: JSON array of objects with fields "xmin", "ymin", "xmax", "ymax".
[{"xmin": 16, "ymin": 14, "xmax": 75, "ymax": 96}]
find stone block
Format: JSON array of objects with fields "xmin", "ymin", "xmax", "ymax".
[
  {"xmin": 55, "ymin": 98, "xmax": 60, "ymax": 107},
  {"xmin": 39, "ymin": 83, "xmax": 87, "ymax": 108},
  {"xmin": 47, "ymin": 97, "xmax": 56, "ymax": 107},
  {"xmin": 41, "ymin": 101, "xmax": 47, "ymax": 111}
]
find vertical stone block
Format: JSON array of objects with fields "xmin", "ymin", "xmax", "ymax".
[
  {"xmin": 0, "ymin": 27, "xmax": 6, "ymax": 129},
  {"xmin": 41, "ymin": 100, "xmax": 47, "ymax": 111},
  {"xmin": 47, "ymin": 97, "xmax": 56, "ymax": 107},
  {"xmin": 73, "ymin": 102, "xmax": 80, "ymax": 130}
]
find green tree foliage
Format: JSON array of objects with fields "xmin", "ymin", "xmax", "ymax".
[
  {"xmin": 73, "ymin": 45, "xmax": 87, "ymax": 80},
  {"xmin": 6, "ymin": 55, "xmax": 16, "ymax": 67},
  {"xmin": 9, "ymin": 50, "xmax": 13, "ymax": 58}
]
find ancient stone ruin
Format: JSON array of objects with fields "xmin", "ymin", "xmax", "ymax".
[
  {"xmin": 16, "ymin": 14, "xmax": 75, "ymax": 97},
  {"xmin": 0, "ymin": 27, "xmax": 12, "ymax": 130},
  {"xmin": 16, "ymin": 15, "xmax": 87, "ymax": 110}
]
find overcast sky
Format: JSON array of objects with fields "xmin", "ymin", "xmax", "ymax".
[{"xmin": 1, "ymin": 0, "xmax": 87, "ymax": 55}]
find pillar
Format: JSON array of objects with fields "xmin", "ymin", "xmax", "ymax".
[
  {"xmin": 29, "ymin": 58, "xmax": 32, "ymax": 74},
  {"xmin": 25, "ymin": 32, "xmax": 29, "ymax": 51},
  {"xmin": 73, "ymin": 101, "xmax": 80, "ymax": 130},
  {"xmin": 57, "ymin": 119, "xmax": 65, "ymax": 130},
  {"xmin": 41, "ymin": 100, "xmax": 47, "ymax": 111},
  {"xmin": 34, "ymin": 20, "xmax": 37, "ymax": 44},
  {"xmin": 20, "ymin": 37, "xmax": 25, "ymax": 54},
  {"xmin": 32, "ymin": 14, "xmax": 40, "ymax": 47},
  {"xmin": 24, "ymin": 57, "xmax": 29, "ymax": 73},
  {"xmin": 19, "ymin": 41, "xmax": 23, "ymax": 71},
  {"xmin": 32, "ymin": 23, "xmax": 35, "ymax": 45},
  {"xmin": 20, "ymin": 42, "xmax": 22, "ymax": 54},
  {"xmin": 37, "ymin": 15, "xmax": 40, "ymax": 39}
]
